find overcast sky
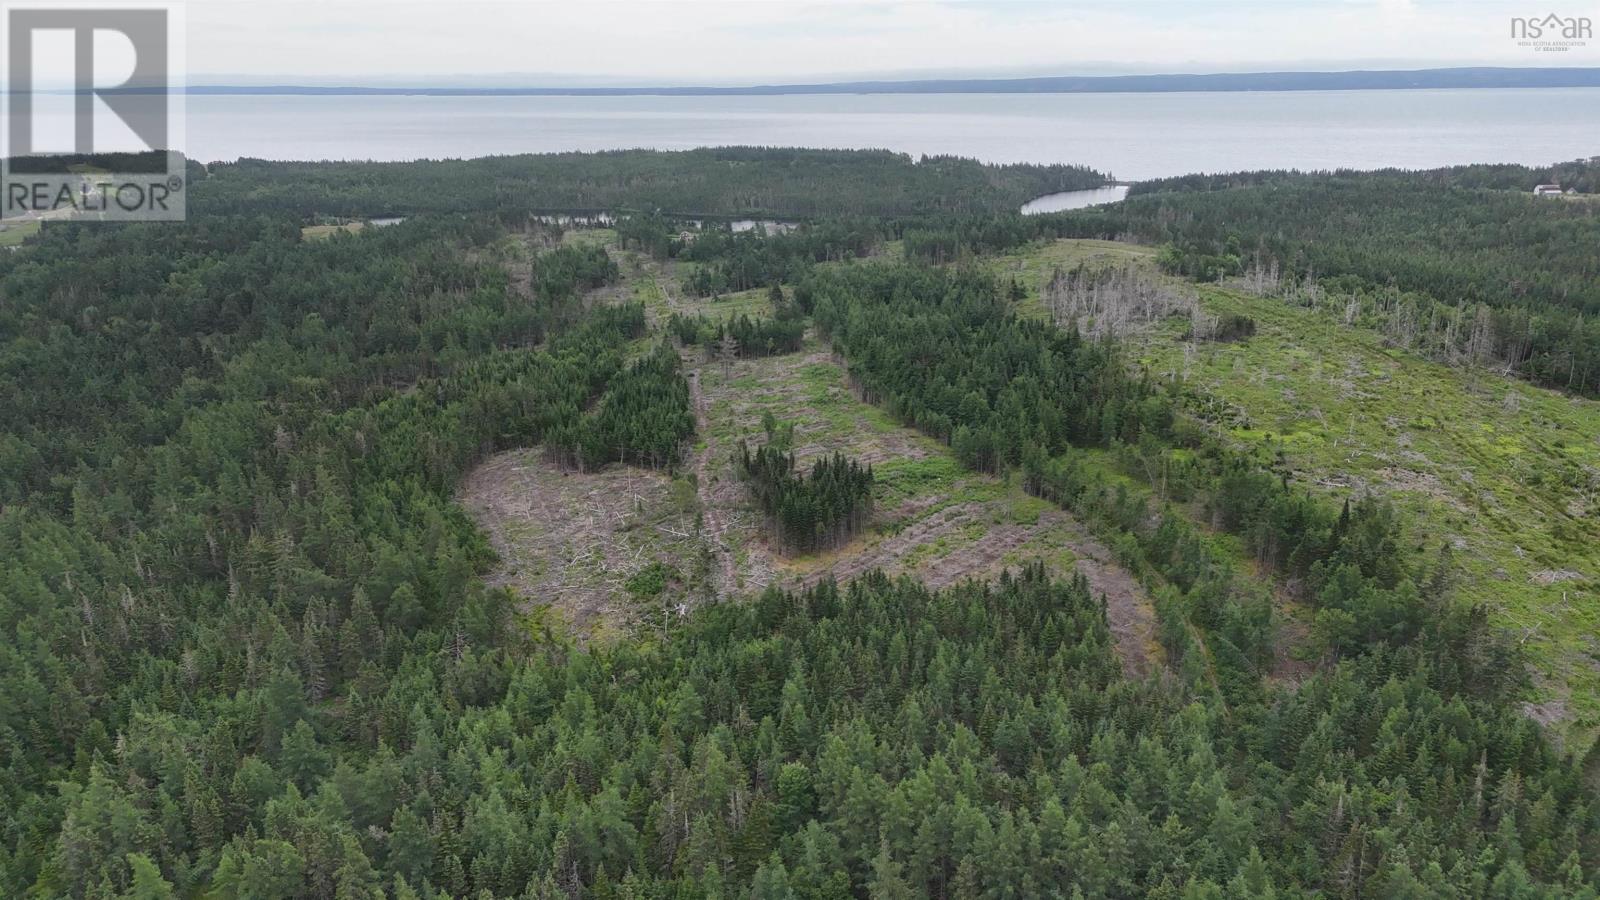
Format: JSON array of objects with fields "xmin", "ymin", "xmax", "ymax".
[{"xmin": 184, "ymin": 0, "xmax": 1600, "ymax": 85}]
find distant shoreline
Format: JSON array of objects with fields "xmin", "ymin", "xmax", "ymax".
[{"xmin": 174, "ymin": 66, "xmax": 1600, "ymax": 97}]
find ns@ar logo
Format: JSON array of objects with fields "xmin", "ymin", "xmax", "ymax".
[{"xmin": 1510, "ymin": 13, "xmax": 1594, "ymax": 39}]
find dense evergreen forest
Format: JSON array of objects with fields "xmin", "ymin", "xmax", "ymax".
[
  {"xmin": 4, "ymin": 150, "xmax": 1600, "ymax": 897},
  {"xmin": 547, "ymin": 345, "xmax": 696, "ymax": 472},
  {"xmin": 0, "ymin": 210, "xmax": 694, "ymax": 896},
  {"xmin": 736, "ymin": 439, "xmax": 875, "ymax": 554},
  {"xmin": 188, "ymin": 149, "xmax": 1106, "ymax": 220},
  {"xmin": 671, "ymin": 311, "xmax": 807, "ymax": 361},
  {"xmin": 1126, "ymin": 161, "xmax": 1600, "ymax": 197}
]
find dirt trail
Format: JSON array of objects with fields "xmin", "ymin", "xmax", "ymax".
[
  {"xmin": 686, "ymin": 363, "xmax": 741, "ymax": 596},
  {"xmin": 1064, "ymin": 531, "xmax": 1160, "ymax": 677}
]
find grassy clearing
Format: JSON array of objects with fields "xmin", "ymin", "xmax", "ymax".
[
  {"xmin": 559, "ymin": 227, "xmax": 618, "ymax": 248},
  {"xmin": 631, "ymin": 271, "xmax": 672, "ymax": 323},
  {"xmin": 301, "ymin": 222, "xmax": 366, "ymax": 241},
  {"xmin": 1158, "ymin": 285, "xmax": 1600, "ymax": 735},
  {"xmin": 678, "ymin": 286, "xmax": 775, "ymax": 321},
  {"xmin": 998, "ymin": 238, "xmax": 1600, "ymax": 738},
  {"xmin": 989, "ymin": 238, "xmax": 1159, "ymax": 321},
  {"xmin": 0, "ymin": 220, "xmax": 42, "ymax": 247},
  {"xmin": 463, "ymin": 235, "xmax": 1159, "ymax": 667}
]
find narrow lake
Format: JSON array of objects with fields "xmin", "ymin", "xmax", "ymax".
[{"xmin": 1021, "ymin": 185, "xmax": 1131, "ymax": 214}]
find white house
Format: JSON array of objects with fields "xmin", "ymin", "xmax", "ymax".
[{"xmin": 1533, "ymin": 184, "xmax": 1564, "ymax": 196}]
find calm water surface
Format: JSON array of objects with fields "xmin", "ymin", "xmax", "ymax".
[
  {"xmin": 184, "ymin": 89, "xmax": 1600, "ymax": 179},
  {"xmin": 1021, "ymin": 184, "xmax": 1131, "ymax": 214}
]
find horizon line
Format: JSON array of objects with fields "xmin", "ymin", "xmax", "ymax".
[{"xmin": 159, "ymin": 65, "xmax": 1600, "ymax": 97}]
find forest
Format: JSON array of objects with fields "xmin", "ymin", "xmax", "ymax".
[
  {"xmin": 3, "ymin": 150, "xmax": 1600, "ymax": 898},
  {"xmin": 188, "ymin": 149, "xmax": 1107, "ymax": 220},
  {"xmin": 736, "ymin": 438, "xmax": 875, "ymax": 554}
]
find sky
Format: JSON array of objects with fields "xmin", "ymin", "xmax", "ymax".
[{"xmin": 177, "ymin": 0, "xmax": 1600, "ymax": 85}]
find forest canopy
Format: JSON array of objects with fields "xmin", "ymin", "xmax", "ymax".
[
  {"xmin": 189, "ymin": 148, "xmax": 1107, "ymax": 220},
  {"xmin": 2, "ymin": 150, "xmax": 1599, "ymax": 898}
]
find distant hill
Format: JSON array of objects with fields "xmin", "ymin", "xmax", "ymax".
[{"xmin": 181, "ymin": 66, "xmax": 1600, "ymax": 96}]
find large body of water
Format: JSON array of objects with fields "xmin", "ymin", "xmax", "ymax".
[{"xmin": 183, "ymin": 89, "xmax": 1600, "ymax": 179}]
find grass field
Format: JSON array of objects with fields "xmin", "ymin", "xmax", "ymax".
[
  {"xmin": 1007, "ymin": 239, "xmax": 1600, "ymax": 740},
  {"xmin": 680, "ymin": 285, "xmax": 776, "ymax": 320},
  {"xmin": 300, "ymin": 221, "xmax": 366, "ymax": 240},
  {"xmin": 558, "ymin": 227, "xmax": 618, "ymax": 248},
  {"xmin": 0, "ymin": 220, "xmax": 41, "ymax": 247},
  {"xmin": 990, "ymin": 238, "xmax": 1159, "ymax": 322}
]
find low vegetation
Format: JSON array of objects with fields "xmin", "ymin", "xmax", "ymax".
[{"xmin": 1137, "ymin": 268, "xmax": 1600, "ymax": 734}]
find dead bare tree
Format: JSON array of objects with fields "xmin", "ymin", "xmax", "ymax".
[
  {"xmin": 1045, "ymin": 263, "xmax": 1197, "ymax": 338},
  {"xmin": 716, "ymin": 332, "xmax": 740, "ymax": 377}
]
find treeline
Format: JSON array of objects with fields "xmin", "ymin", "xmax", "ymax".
[
  {"xmin": 670, "ymin": 311, "xmax": 807, "ymax": 360},
  {"xmin": 736, "ymin": 438, "xmax": 874, "ymax": 554},
  {"xmin": 1155, "ymin": 239, "xmax": 1246, "ymax": 283},
  {"xmin": 900, "ymin": 211, "xmax": 1122, "ymax": 263},
  {"xmin": 862, "ymin": 162, "xmax": 1600, "ymax": 396},
  {"xmin": 1129, "ymin": 158, "xmax": 1600, "ymax": 196},
  {"xmin": 610, "ymin": 213, "xmax": 885, "ymax": 291},
  {"xmin": 806, "ymin": 263, "xmax": 1162, "ymax": 472},
  {"xmin": 191, "ymin": 148, "xmax": 1107, "ymax": 220},
  {"xmin": 614, "ymin": 212, "xmax": 680, "ymax": 260}
]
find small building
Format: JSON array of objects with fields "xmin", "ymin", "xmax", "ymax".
[
  {"xmin": 1534, "ymin": 183, "xmax": 1563, "ymax": 196},
  {"xmin": 677, "ymin": 230, "xmax": 696, "ymax": 243}
]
